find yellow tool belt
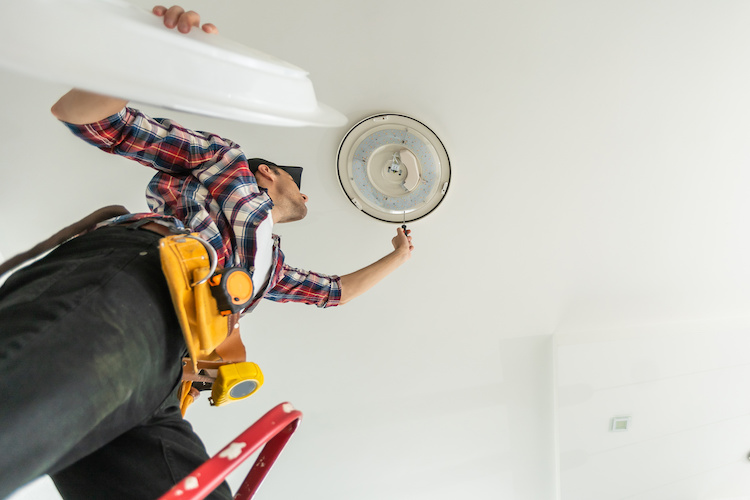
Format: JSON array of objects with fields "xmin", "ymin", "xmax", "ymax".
[{"xmin": 158, "ymin": 233, "xmax": 264, "ymax": 416}]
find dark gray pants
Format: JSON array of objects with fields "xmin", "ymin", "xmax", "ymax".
[{"xmin": 0, "ymin": 226, "xmax": 231, "ymax": 499}]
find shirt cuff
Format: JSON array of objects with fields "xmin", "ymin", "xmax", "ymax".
[{"xmin": 325, "ymin": 275, "xmax": 343, "ymax": 308}]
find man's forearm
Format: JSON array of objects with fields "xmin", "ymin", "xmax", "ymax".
[
  {"xmin": 51, "ymin": 89, "xmax": 128, "ymax": 124},
  {"xmin": 339, "ymin": 248, "xmax": 410, "ymax": 304}
]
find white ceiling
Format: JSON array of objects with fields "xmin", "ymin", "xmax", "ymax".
[{"xmin": 4, "ymin": 1, "xmax": 750, "ymax": 499}]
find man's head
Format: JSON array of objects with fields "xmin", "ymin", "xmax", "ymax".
[{"xmin": 246, "ymin": 158, "xmax": 308, "ymax": 223}]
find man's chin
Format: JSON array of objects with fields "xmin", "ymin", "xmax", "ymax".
[{"xmin": 282, "ymin": 206, "xmax": 308, "ymax": 223}]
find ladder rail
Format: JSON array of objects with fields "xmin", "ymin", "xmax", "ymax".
[{"xmin": 158, "ymin": 402, "xmax": 303, "ymax": 500}]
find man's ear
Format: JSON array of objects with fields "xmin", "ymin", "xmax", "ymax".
[{"xmin": 254, "ymin": 164, "xmax": 276, "ymax": 188}]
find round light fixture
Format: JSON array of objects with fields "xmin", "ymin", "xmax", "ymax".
[
  {"xmin": 337, "ymin": 114, "xmax": 451, "ymax": 223},
  {"xmin": 0, "ymin": 0, "xmax": 346, "ymax": 127}
]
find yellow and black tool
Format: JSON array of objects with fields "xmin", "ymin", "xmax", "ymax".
[
  {"xmin": 208, "ymin": 268, "xmax": 253, "ymax": 316},
  {"xmin": 210, "ymin": 362, "xmax": 264, "ymax": 406}
]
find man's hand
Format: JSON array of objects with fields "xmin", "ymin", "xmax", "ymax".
[
  {"xmin": 339, "ymin": 228, "xmax": 414, "ymax": 304},
  {"xmin": 392, "ymin": 227, "xmax": 414, "ymax": 259},
  {"xmin": 152, "ymin": 5, "xmax": 218, "ymax": 34},
  {"xmin": 52, "ymin": 5, "xmax": 218, "ymax": 124}
]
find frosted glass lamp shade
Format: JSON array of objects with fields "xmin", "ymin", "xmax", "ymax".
[{"xmin": 0, "ymin": 0, "xmax": 347, "ymax": 127}]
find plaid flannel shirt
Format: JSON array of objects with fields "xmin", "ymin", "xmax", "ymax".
[{"xmin": 63, "ymin": 107, "xmax": 341, "ymax": 310}]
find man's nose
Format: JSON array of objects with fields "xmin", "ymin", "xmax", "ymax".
[{"xmin": 301, "ymin": 193, "xmax": 309, "ymax": 202}]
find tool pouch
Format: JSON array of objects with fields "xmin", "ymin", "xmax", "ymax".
[
  {"xmin": 159, "ymin": 234, "xmax": 228, "ymax": 370},
  {"xmin": 158, "ymin": 233, "xmax": 262, "ymax": 415}
]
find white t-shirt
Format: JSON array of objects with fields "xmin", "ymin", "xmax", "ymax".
[{"xmin": 252, "ymin": 212, "xmax": 274, "ymax": 298}]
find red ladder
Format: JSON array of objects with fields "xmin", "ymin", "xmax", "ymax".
[{"xmin": 159, "ymin": 402, "xmax": 303, "ymax": 500}]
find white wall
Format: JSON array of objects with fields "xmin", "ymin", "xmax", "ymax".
[{"xmin": 555, "ymin": 318, "xmax": 750, "ymax": 500}]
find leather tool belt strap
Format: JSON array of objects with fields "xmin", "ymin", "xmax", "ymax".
[{"xmin": 0, "ymin": 205, "xmax": 130, "ymax": 278}]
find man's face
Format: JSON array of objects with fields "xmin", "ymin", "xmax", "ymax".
[{"xmin": 273, "ymin": 169, "xmax": 308, "ymax": 222}]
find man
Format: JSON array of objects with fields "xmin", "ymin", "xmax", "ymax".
[{"xmin": 0, "ymin": 5, "xmax": 412, "ymax": 499}]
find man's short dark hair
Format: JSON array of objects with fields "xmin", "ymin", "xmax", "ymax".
[{"xmin": 246, "ymin": 158, "xmax": 303, "ymax": 189}]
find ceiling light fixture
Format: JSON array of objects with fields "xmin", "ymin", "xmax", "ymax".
[
  {"xmin": 0, "ymin": 0, "xmax": 346, "ymax": 127},
  {"xmin": 336, "ymin": 114, "xmax": 451, "ymax": 223}
]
